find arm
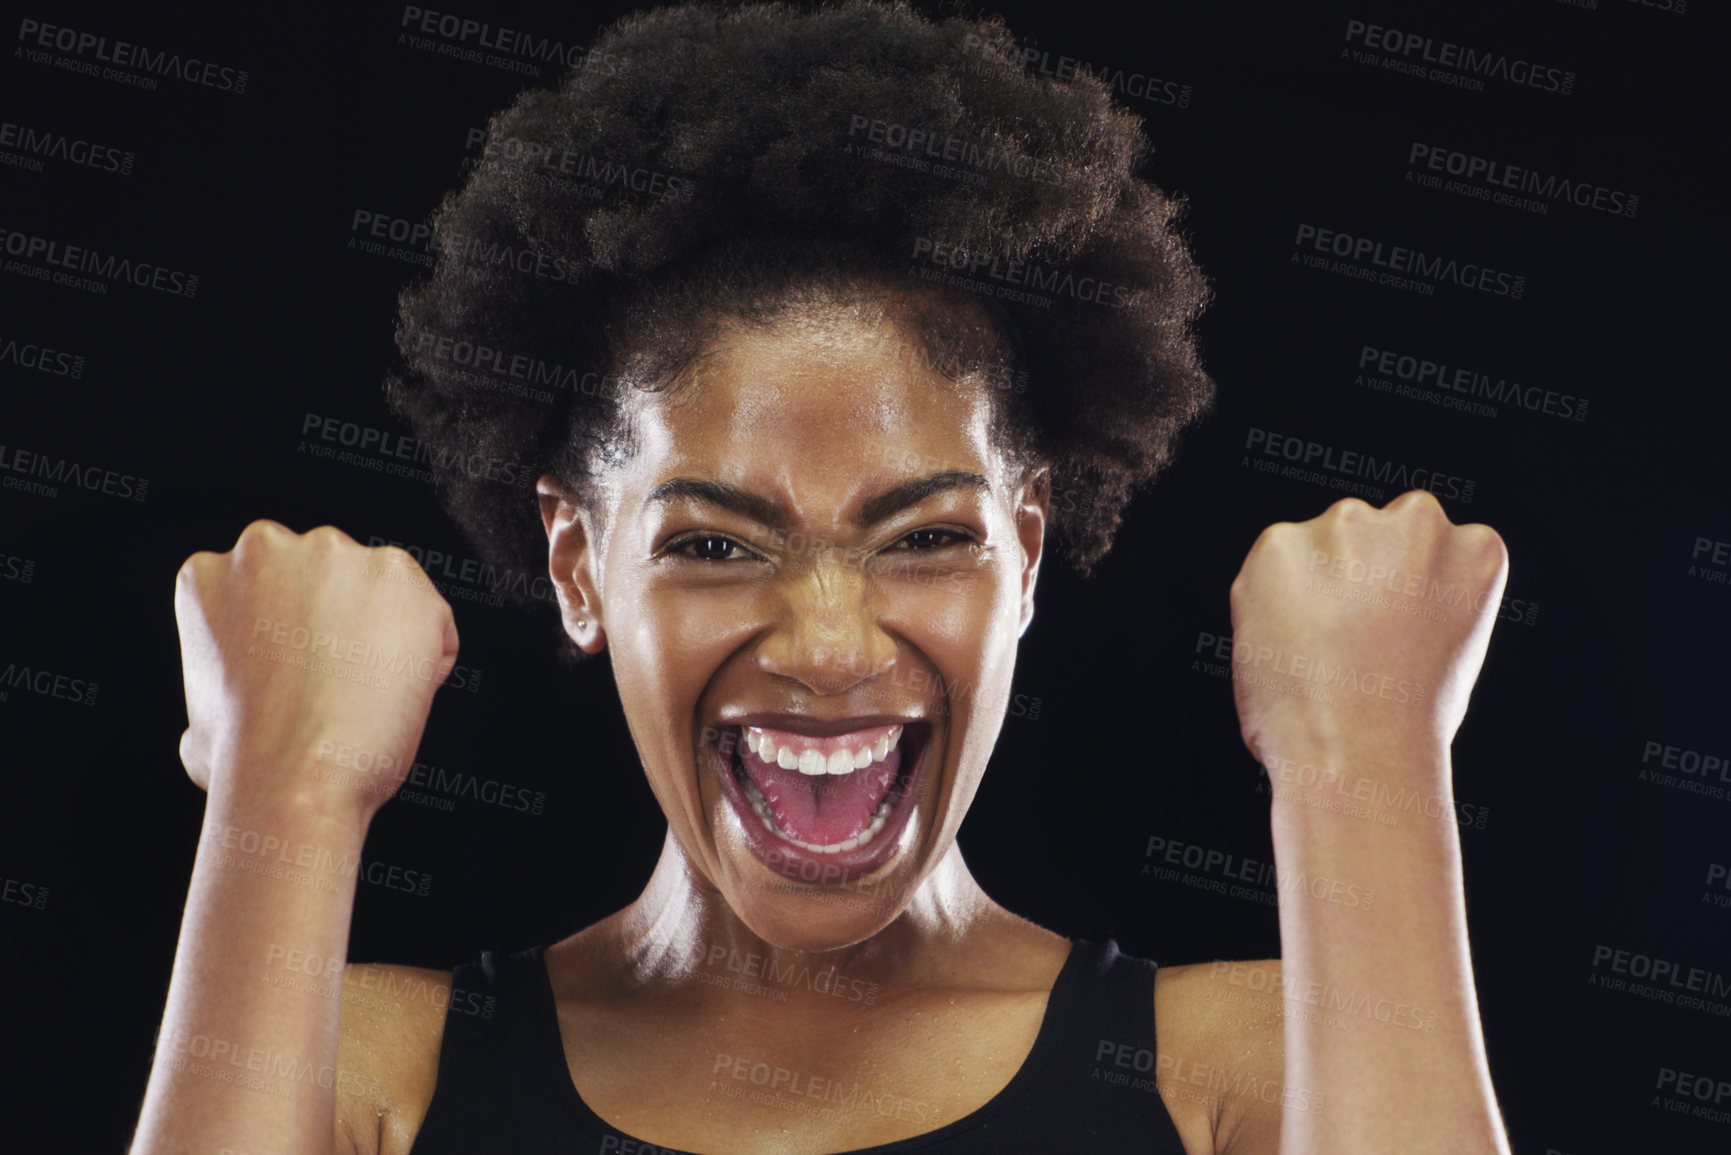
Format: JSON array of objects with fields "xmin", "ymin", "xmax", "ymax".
[
  {"xmin": 130, "ymin": 521, "xmax": 459, "ymax": 1155},
  {"xmin": 131, "ymin": 791, "xmax": 372, "ymax": 1155},
  {"xmin": 1223, "ymin": 490, "xmax": 1512, "ymax": 1155},
  {"xmin": 1263, "ymin": 750, "xmax": 1506, "ymax": 1154}
]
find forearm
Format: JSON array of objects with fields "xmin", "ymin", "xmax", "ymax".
[
  {"xmin": 1269, "ymin": 749, "xmax": 1509, "ymax": 1155},
  {"xmin": 131, "ymin": 782, "xmax": 368, "ymax": 1155}
]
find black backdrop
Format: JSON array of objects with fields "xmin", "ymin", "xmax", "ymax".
[{"xmin": 2, "ymin": 1, "xmax": 1726, "ymax": 1150}]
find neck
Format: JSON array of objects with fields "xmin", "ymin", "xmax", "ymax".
[{"xmin": 607, "ymin": 828, "xmax": 1007, "ymax": 993}]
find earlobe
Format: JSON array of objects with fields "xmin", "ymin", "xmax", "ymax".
[{"xmin": 570, "ymin": 613, "xmax": 603, "ymax": 654}]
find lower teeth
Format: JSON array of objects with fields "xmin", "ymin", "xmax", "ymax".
[{"xmin": 738, "ymin": 774, "xmax": 900, "ymax": 854}]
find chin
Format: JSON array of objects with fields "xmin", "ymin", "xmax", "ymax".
[
  {"xmin": 720, "ymin": 838, "xmax": 928, "ymax": 952},
  {"xmin": 724, "ymin": 894, "xmax": 900, "ymax": 954}
]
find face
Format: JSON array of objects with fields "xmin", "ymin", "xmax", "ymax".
[{"xmin": 539, "ymin": 296, "xmax": 1048, "ymax": 951}]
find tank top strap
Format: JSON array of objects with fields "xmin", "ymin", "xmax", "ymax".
[
  {"xmin": 428, "ymin": 947, "xmax": 540, "ymax": 1080},
  {"xmin": 411, "ymin": 945, "xmax": 582, "ymax": 1154},
  {"xmin": 987, "ymin": 936, "xmax": 1183, "ymax": 1147},
  {"xmin": 1062, "ymin": 937, "xmax": 1162, "ymax": 1054}
]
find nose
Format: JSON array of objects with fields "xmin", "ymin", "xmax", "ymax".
[{"xmin": 754, "ymin": 548, "xmax": 897, "ymax": 696}]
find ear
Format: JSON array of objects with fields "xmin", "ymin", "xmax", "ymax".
[
  {"xmin": 1014, "ymin": 466, "xmax": 1049, "ymax": 638},
  {"xmin": 537, "ymin": 474, "xmax": 606, "ymax": 654}
]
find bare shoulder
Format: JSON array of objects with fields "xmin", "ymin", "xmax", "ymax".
[
  {"xmin": 1153, "ymin": 958, "xmax": 1288, "ymax": 1155},
  {"xmin": 333, "ymin": 962, "xmax": 453, "ymax": 1155}
]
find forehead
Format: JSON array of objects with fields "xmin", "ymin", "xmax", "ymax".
[{"xmin": 625, "ymin": 308, "xmax": 1000, "ymax": 488}]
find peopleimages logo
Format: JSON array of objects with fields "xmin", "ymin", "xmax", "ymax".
[
  {"xmin": 1356, "ymin": 344, "xmax": 1588, "ymax": 422},
  {"xmin": 1589, "ymin": 944, "xmax": 1731, "ymax": 1015},
  {"xmin": 1293, "ymin": 223, "xmax": 1525, "ymax": 300},
  {"xmin": 1407, "ymin": 143, "xmax": 1637, "ymax": 219},
  {"xmin": 911, "ymin": 238, "xmax": 1131, "ymax": 309},
  {"xmin": 16, "ymin": 18, "xmax": 250, "ymax": 94},
  {"xmin": 364, "ymin": 534, "xmax": 556, "ymax": 605},
  {"xmin": 1341, "ymin": 18, "xmax": 1575, "ymax": 96},
  {"xmin": 410, "ymin": 328, "xmax": 581, "ymax": 404},
  {"xmin": 1243, "ymin": 426, "xmax": 1476, "ymax": 504},
  {"xmin": 396, "ymin": 5, "xmax": 628, "ymax": 78},
  {"xmin": 0, "ymin": 227, "xmax": 199, "ymax": 298},
  {"xmin": 0, "ymin": 334, "xmax": 85, "ymax": 379},
  {"xmin": 0, "ymin": 443, "xmax": 148, "ymax": 502},
  {"xmin": 848, "ymin": 116, "xmax": 1065, "ymax": 187},
  {"xmin": 299, "ymin": 412, "xmax": 532, "ymax": 488},
  {"xmin": 0, "ymin": 120, "xmax": 135, "ymax": 176},
  {"xmin": 461, "ymin": 130, "xmax": 695, "ymax": 204},
  {"xmin": 0, "ymin": 661, "xmax": 99, "ymax": 706},
  {"xmin": 957, "ymin": 31, "xmax": 1194, "ymax": 109},
  {"xmin": 1192, "ymin": 629, "xmax": 1427, "ymax": 707}
]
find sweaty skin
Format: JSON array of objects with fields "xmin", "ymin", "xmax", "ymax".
[{"xmin": 138, "ymin": 290, "xmax": 1507, "ymax": 1155}]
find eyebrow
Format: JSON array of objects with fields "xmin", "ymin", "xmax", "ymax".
[{"xmin": 642, "ymin": 471, "xmax": 991, "ymax": 530}]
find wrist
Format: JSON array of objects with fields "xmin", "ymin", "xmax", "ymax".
[
  {"xmin": 205, "ymin": 772, "xmax": 376, "ymax": 849},
  {"xmin": 1261, "ymin": 746, "xmax": 1453, "ymax": 832}
]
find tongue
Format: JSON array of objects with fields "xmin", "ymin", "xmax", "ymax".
[{"xmin": 740, "ymin": 735, "xmax": 903, "ymax": 845}]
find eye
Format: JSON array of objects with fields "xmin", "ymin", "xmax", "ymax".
[
  {"xmin": 890, "ymin": 528, "xmax": 973, "ymax": 551},
  {"xmin": 667, "ymin": 534, "xmax": 761, "ymax": 563}
]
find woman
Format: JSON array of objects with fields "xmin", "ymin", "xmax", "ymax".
[{"xmin": 133, "ymin": 3, "xmax": 1513, "ymax": 1152}]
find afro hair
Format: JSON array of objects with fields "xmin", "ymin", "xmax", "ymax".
[{"xmin": 387, "ymin": 0, "xmax": 1215, "ymax": 637}]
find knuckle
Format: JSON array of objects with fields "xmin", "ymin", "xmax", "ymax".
[
  {"xmin": 175, "ymin": 551, "xmax": 210, "ymax": 587},
  {"xmin": 1458, "ymin": 523, "xmax": 1508, "ymax": 560},
  {"xmin": 232, "ymin": 520, "xmax": 289, "ymax": 565},
  {"xmin": 374, "ymin": 544, "xmax": 418, "ymax": 569},
  {"xmin": 1326, "ymin": 498, "xmax": 1372, "ymax": 522},
  {"xmin": 1253, "ymin": 521, "xmax": 1293, "ymax": 547},
  {"xmin": 237, "ymin": 518, "xmax": 287, "ymax": 546},
  {"xmin": 1402, "ymin": 489, "xmax": 1448, "ymax": 520}
]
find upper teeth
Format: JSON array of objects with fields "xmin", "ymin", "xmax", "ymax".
[{"xmin": 744, "ymin": 724, "xmax": 904, "ymax": 776}]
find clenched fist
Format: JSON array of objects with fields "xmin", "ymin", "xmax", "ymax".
[
  {"xmin": 173, "ymin": 520, "xmax": 460, "ymax": 826},
  {"xmin": 1227, "ymin": 490, "xmax": 1509, "ymax": 779}
]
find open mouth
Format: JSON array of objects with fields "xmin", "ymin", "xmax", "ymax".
[{"xmin": 711, "ymin": 720, "xmax": 930, "ymax": 885}]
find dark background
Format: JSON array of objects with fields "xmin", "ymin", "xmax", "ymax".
[{"xmin": 2, "ymin": 1, "xmax": 1725, "ymax": 1150}]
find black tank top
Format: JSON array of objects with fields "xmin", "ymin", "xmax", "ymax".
[{"xmin": 407, "ymin": 937, "xmax": 1189, "ymax": 1153}]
